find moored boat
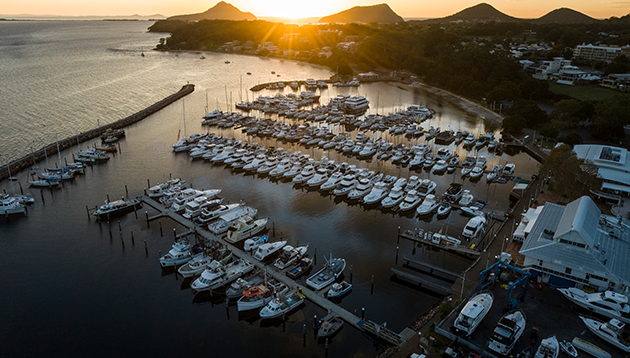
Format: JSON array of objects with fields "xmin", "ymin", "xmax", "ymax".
[
  {"xmin": 259, "ymin": 291, "xmax": 305, "ymax": 319},
  {"xmin": 159, "ymin": 239, "xmax": 192, "ymax": 267},
  {"xmin": 225, "ymin": 216, "xmax": 268, "ymax": 243},
  {"xmin": 557, "ymin": 288, "xmax": 630, "ymax": 324},
  {"xmin": 327, "ymin": 281, "xmax": 352, "ymax": 298},
  {"xmin": 286, "ymin": 256, "xmax": 313, "ymax": 279},
  {"xmin": 237, "ymin": 281, "xmax": 289, "ymax": 312},
  {"xmin": 274, "ymin": 245, "xmax": 308, "ymax": 270},
  {"xmin": 93, "ymin": 197, "xmax": 142, "ymax": 218},
  {"xmin": 306, "ymin": 255, "xmax": 346, "ymax": 291},
  {"xmin": 253, "ymin": 241, "xmax": 287, "ymax": 261},
  {"xmin": 318, "ymin": 315, "xmax": 344, "ymax": 338}
]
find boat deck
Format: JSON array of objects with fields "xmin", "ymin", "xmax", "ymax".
[{"xmin": 141, "ymin": 196, "xmax": 410, "ymax": 348}]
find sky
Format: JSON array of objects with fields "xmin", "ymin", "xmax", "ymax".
[{"xmin": 2, "ymin": 0, "xmax": 630, "ymax": 20}]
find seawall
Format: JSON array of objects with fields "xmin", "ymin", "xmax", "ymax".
[{"xmin": 0, "ymin": 84, "xmax": 195, "ymax": 181}]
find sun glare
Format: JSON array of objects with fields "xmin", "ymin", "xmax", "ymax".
[{"xmin": 255, "ymin": 0, "xmax": 338, "ymax": 19}]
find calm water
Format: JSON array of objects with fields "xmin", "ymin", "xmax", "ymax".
[{"xmin": 0, "ymin": 21, "xmax": 540, "ymax": 357}]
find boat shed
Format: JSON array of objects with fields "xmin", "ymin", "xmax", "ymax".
[
  {"xmin": 573, "ymin": 144, "xmax": 630, "ymax": 196},
  {"xmin": 519, "ymin": 196, "xmax": 630, "ymax": 293}
]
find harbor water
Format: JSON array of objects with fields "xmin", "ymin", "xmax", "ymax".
[{"xmin": 0, "ymin": 21, "xmax": 541, "ymax": 357}]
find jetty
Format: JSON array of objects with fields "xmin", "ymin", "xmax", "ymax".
[
  {"xmin": 0, "ymin": 84, "xmax": 195, "ymax": 181},
  {"xmin": 140, "ymin": 196, "xmax": 415, "ymax": 348}
]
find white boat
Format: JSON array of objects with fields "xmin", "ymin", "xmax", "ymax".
[
  {"xmin": 437, "ymin": 201, "xmax": 452, "ymax": 217},
  {"xmin": 534, "ymin": 336, "xmax": 559, "ymax": 358},
  {"xmin": 469, "ymin": 166, "xmax": 484, "ymax": 179},
  {"xmin": 327, "ymin": 281, "xmax": 352, "ymax": 298},
  {"xmin": 242, "ymin": 154, "xmax": 266, "ymax": 172},
  {"xmin": 432, "ymin": 159, "xmax": 448, "ymax": 174},
  {"xmin": 269, "ymin": 159, "xmax": 292, "ymax": 178},
  {"xmin": 347, "ymin": 178, "xmax": 373, "ymax": 200},
  {"xmin": 487, "ymin": 164, "xmax": 502, "ymax": 182},
  {"xmin": 159, "ymin": 239, "xmax": 192, "ymax": 267},
  {"xmin": 178, "ymin": 253, "xmax": 228, "ymax": 278},
  {"xmin": 458, "ymin": 190, "xmax": 474, "ymax": 206},
  {"xmin": 253, "ymin": 241, "xmax": 287, "ymax": 261},
  {"xmin": 580, "ymin": 317, "xmax": 630, "ymax": 352},
  {"xmin": 93, "ymin": 197, "xmax": 142, "ymax": 218},
  {"xmin": 444, "ymin": 183, "xmax": 464, "ymax": 203},
  {"xmin": 460, "ymin": 206, "xmax": 485, "ymax": 217},
  {"xmin": 225, "ymin": 216, "xmax": 268, "ymax": 243},
  {"xmin": 306, "ymin": 255, "xmax": 346, "ymax": 291},
  {"xmin": 559, "ymin": 340, "xmax": 578, "ymax": 358},
  {"xmin": 416, "ymin": 179, "xmax": 436, "ymax": 198},
  {"xmin": 147, "ymin": 178, "xmax": 185, "ymax": 198},
  {"xmin": 320, "ymin": 172, "xmax": 343, "ymax": 191},
  {"xmin": 282, "ymin": 163, "xmax": 303, "ymax": 179},
  {"xmin": 381, "ymin": 186, "xmax": 405, "ymax": 208},
  {"xmin": 307, "ymin": 168, "xmax": 330, "ymax": 188},
  {"xmin": 182, "ymin": 197, "xmax": 222, "ymax": 219},
  {"xmin": 28, "ymin": 179, "xmax": 61, "ymax": 188},
  {"xmin": 274, "ymin": 245, "xmax": 308, "ymax": 270},
  {"xmin": 193, "ymin": 203, "xmax": 241, "ymax": 226},
  {"xmin": 225, "ymin": 272, "xmax": 266, "ymax": 299},
  {"xmin": 488, "ymin": 309, "xmax": 527, "ymax": 356},
  {"xmin": 363, "ymin": 182, "xmax": 389, "ymax": 204},
  {"xmin": 503, "ymin": 163, "xmax": 516, "ymax": 176},
  {"xmin": 557, "ymin": 288, "xmax": 630, "ymax": 324},
  {"xmin": 332, "ymin": 174, "xmax": 357, "ymax": 197},
  {"xmin": 431, "ymin": 233, "xmax": 461, "ymax": 246},
  {"xmin": 207, "ymin": 206, "xmax": 258, "ymax": 235},
  {"xmin": 292, "ymin": 165, "xmax": 316, "ymax": 184},
  {"xmin": 318, "ymin": 315, "xmax": 344, "ymax": 338},
  {"xmin": 0, "ymin": 196, "xmax": 26, "ymax": 215},
  {"xmin": 451, "ymin": 292, "xmax": 494, "ymax": 337},
  {"xmin": 243, "ymin": 235, "xmax": 269, "ymax": 253},
  {"xmin": 259, "ymin": 291, "xmax": 305, "ymax": 319},
  {"xmin": 191, "ymin": 258, "xmax": 254, "ymax": 292},
  {"xmin": 237, "ymin": 281, "xmax": 288, "ymax": 312},
  {"xmin": 416, "ymin": 194, "xmax": 438, "ymax": 216},
  {"xmin": 462, "ymin": 216, "xmax": 486, "ymax": 240},
  {"xmin": 572, "ymin": 337, "xmax": 612, "ymax": 358},
  {"xmin": 399, "ymin": 190, "xmax": 422, "ymax": 211}
]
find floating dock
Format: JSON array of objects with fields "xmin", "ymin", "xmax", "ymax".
[{"xmin": 399, "ymin": 229, "xmax": 481, "ymax": 257}]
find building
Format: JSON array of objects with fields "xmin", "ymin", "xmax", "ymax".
[
  {"xmin": 573, "ymin": 43, "xmax": 623, "ymax": 63},
  {"xmin": 573, "ymin": 144, "xmax": 630, "ymax": 196},
  {"xmin": 601, "ymin": 73, "xmax": 630, "ymax": 91},
  {"xmin": 532, "ymin": 57, "xmax": 572, "ymax": 80},
  {"xmin": 519, "ymin": 196, "xmax": 630, "ymax": 293}
]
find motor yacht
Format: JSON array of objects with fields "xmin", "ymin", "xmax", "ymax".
[
  {"xmin": 274, "ymin": 245, "xmax": 308, "ymax": 270},
  {"xmin": 93, "ymin": 197, "xmax": 142, "ymax": 219},
  {"xmin": 416, "ymin": 194, "xmax": 439, "ymax": 216},
  {"xmin": 437, "ymin": 201, "xmax": 452, "ymax": 217},
  {"xmin": 253, "ymin": 241, "xmax": 287, "ymax": 261},
  {"xmin": 451, "ymin": 292, "xmax": 494, "ymax": 337},
  {"xmin": 381, "ymin": 186, "xmax": 405, "ymax": 208},
  {"xmin": 225, "ymin": 216, "xmax": 268, "ymax": 243},
  {"xmin": 320, "ymin": 172, "xmax": 343, "ymax": 191},
  {"xmin": 417, "ymin": 179, "xmax": 436, "ymax": 198},
  {"xmin": 432, "ymin": 160, "xmax": 448, "ymax": 174},
  {"xmin": 488, "ymin": 309, "xmax": 526, "ymax": 356},
  {"xmin": 462, "ymin": 216, "xmax": 487, "ymax": 240},
  {"xmin": 459, "ymin": 190, "xmax": 474, "ymax": 206},
  {"xmin": 182, "ymin": 197, "xmax": 222, "ymax": 219},
  {"xmin": 444, "ymin": 183, "xmax": 464, "ymax": 203},
  {"xmin": 159, "ymin": 239, "xmax": 192, "ymax": 267},
  {"xmin": 193, "ymin": 203, "xmax": 241, "ymax": 226},
  {"xmin": 292, "ymin": 165, "xmax": 316, "ymax": 184},
  {"xmin": 332, "ymin": 174, "xmax": 358, "ymax": 197},
  {"xmin": 191, "ymin": 258, "xmax": 254, "ymax": 292},
  {"xmin": 487, "ymin": 165, "xmax": 502, "ymax": 182},
  {"xmin": 0, "ymin": 196, "xmax": 26, "ymax": 215},
  {"xmin": 534, "ymin": 336, "xmax": 560, "ymax": 358},
  {"xmin": 347, "ymin": 178, "xmax": 373, "ymax": 200},
  {"xmin": 558, "ymin": 289, "xmax": 630, "ymax": 324},
  {"xmin": 399, "ymin": 190, "xmax": 422, "ymax": 211},
  {"xmin": 257, "ymin": 156, "xmax": 279, "ymax": 174},
  {"xmin": 327, "ymin": 281, "xmax": 352, "ymax": 299}
]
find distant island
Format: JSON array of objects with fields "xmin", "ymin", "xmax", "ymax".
[
  {"xmin": 167, "ymin": 1, "xmax": 256, "ymax": 21},
  {"xmin": 417, "ymin": 3, "xmax": 595, "ymax": 24},
  {"xmin": 318, "ymin": 3, "xmax": 404, "ymax": 24}
]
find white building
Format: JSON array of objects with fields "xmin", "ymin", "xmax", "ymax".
[
  {"xmin": 573, "ymin": 43, "xmax": 622, "ymax": 63},
  {"xmin": 573, "ymin": 144, "xmax": 630, "ymax": 196},
  {"xmin": 532, "ymin": 57, "xmax": 572, "ymax": 80},
  {"xmin": 519, "ymin": 196, "xmax": 630, "ymax": 293}
]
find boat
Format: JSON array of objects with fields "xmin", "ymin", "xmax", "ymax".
[
  {"xmin": 318, "ymin": 315, "xmax": 344, "ymax": 338},
  {"xmin": 572, "ymin": 337, "xmax": 612, "ymax": 358},
  {"xmin": 416, "ymin": 194, "xmax": 439, "ymax": 216},
  {"xmin": 399, "ymin": 190, "xmax": 422, "ymax": 211},
  {"xmin": 182, "ymin": 197, "xmax": 222, "ymax": 219},
  {"xmin": 286, "ymin": 256, "xmax": 313, "ymax": 279},
  {"xmin": 459, "ymin": 190, "xmax": 474, "ymax": 206},
  {"xmin": 327, "ymin": 281, "xmax": 352, "ymax": 298},
  {"xmin": 178, "ymin": 250, "xmax": 232, "ymax": 278},
  {"xmin": 28, "ymin": 179, "xmax": 61, "ymax": 188},
  {"xmin": 462, "ymin": 216, "xmax": 486, "ymax": 240},
  {"xmin": 416, "ymin": 179, "xmax": 436, "ymax": 198},
  {"xmin": 431, "ymin": 232, "xmax": 461, "ymax": 246},
  {"xmin": 307, "ymin": 168, "xmax": 330, "ymax": 188},
  {"xmin": 559, "ymin": 340, "xmax": 578, "ymax": 357},
  {"xmin": 274, "ymin": 245, "xmax": 308, "ymax": 270},
  {"xmin": 225, "ymin": 216, "xmax": 268, "ymax": 243},
  {"xmin": 147, "ymin": 178, "xmax": 185, "ymax": 198},
  {"xmin": 437, "ymin": 201, "xmax": 452, "ymax": 217},
  {"xmin": 381, "ymin": 186, "xmax": 405, "ymax": 208},
  {"xmin": 432, "ymin": 160, "xmax": 448, "ymax": 174},
  {"xmin": 0, "ymin": 196, "xmax": 26, "ymax": 215},
  {"xmin": 469, "ymin": 166, "xmax": 484, "ymax": 179},
  {"xmin": 92, "ymin": 197, "xmax": 142, "ymax": 218},
  {"xmin": 243, "ymin": 235, "xmax": 269, "ymax": 253},
  {"xmin": 192, "ymin": 203, "xmax": 241, "ymax": 226},
  {"xmin": 362, "ymin": 182, "xmax": 389, "ymax": 204},
  {"xmin": 444, "ymin": 183, "xmax": 464, "ymax": 203},
  {"xmin": 159, "ymin": 239, "xmax": 192, "ymax": 267},
  {"xmin": 557, "ymin": 288, "xmax": 630, "ymax": 324},
  {"xmin": 488, "ymin": 309, "xmax": 527, "ymax": 356},
  {"xmin": 237, "ymin": 281, "xmax": 289, "ymax": 312},
  {"xmin": 332, "ymin": 174, "xmax": 357, "ymax": 197},
  {"xmin": 517, "ymin": 346, "xmax": 532, "ymax": 358},
  {"xmin": 460, "ymin": 206, "xmax": 485, "ymax": 217},
  {"xmin": 207, "ymin": 205, "xmax": 258, "ymax": 235},
  {"xmin": 503, "ymin": 163, "xmax": 516, "ymax": 176},
  {"xmin": 259, "ymin": 291, "xmax": 305, "ymax": 319},
  {"xmin": 451, "ymin": 292, "xmax": 494, "ymax": 337},
  {"xmin": 306, "ymin": 255, "xmax": 346, "ymax": 291},
  {"xmin": 191, "ymin": 258, "xmax": 254, "ymax": 292},
  {"xmin": 487, "ymin": 165, "xmax": 502, "ymax": 182},
  {"xmin": 580, "ymin": 316, "xmax": 630, "ymax": 352},
  {"xmin": 534, "ymin": 336, "xmax": 559, "ymax": 358},
  {"xmin": 347, "ymin": 178, "xmax": 373, "ymax": 200},
  {"xmin": 225, "ymin": 272, "xmax": 266, "ymax": 299},
  {"xmin": 253, "ymin": 241, "xmax": 287, "ymax": 261},
  {"xmin": 320, "ymin": 172, "xmax": 343, "ymax": 191}
]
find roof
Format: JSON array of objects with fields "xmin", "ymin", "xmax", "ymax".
[
  {"xmin": 598, "ymin": 167, "xmax": 630, "ymax": 185},
  {"xmin": 574, "ymin": 145, "xmax": 630, "ymax": 173},
  {"xmin": 520, "ymin": 196, "xmax": 630, "ymax": 285}
]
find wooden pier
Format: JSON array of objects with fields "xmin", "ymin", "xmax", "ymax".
[
  {"xmin": 399, "ymin": 229, "xmax": 480, "ymax": 257},
  {"xmin": 390, "ymin": 269, "xmax": 458, "ymax": 295},
  {"xmin": 141, "ymin": 197, "xmax": 412, "ymax": 348}
]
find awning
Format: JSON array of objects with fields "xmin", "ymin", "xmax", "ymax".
[{"xmin": 601, "ymin": 182, "xmax": 630, "ymax": 194}]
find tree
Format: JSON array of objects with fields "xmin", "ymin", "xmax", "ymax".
[
  {"xmin": 551, "ymin": 99, "xmax": 588, "ymax": 125},
  {"xmin": 486, "ymin": 81, "xmax": 521, "ymax": 105},
  {"xmin": 519, "ymin": 78, "xmax": 550, "ymax": 100},
  {"xmin": 542, "ymin": 145, "xmax": 601, "ymax": 201},
  {"xmin": 558, "ymin": 132, "xmax": 583, "ymax": 147},
  {"xmin": 502, "ymin": 114, "xmax": 525, "ymax": 136},
  {"xmin": 508, "ymin": 100, "xmax": 548, "ymax": 129},
  {"xmin": 591, "ymin": 94, "xmax": 630, "ymax": 140}
]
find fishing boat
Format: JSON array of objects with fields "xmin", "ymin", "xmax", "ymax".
[
  {"xmin": 381, "ymin": 186, "xmax": 405, "ymax": 208},
  {"xmin": 362, "ymin": 181, "xmax": 389, "ymax": 204},
  {"xmin": 399, "ymin": 190, "xmax": 422, "ymax": 212},
  {"xmin": 459, "ymin": 190, "xmax": 474, "ymax": 206},
  {"xmin": 286, "ymin": 256, "xmax": 313, "ymax": 279},
  {"xmin": 159, "ymin": 239, "xmax": 192, "ymax": 267},
  {"xmin": 178, "ymin": 251, "xmax": 231, "ymax": 278},
  {"xmin": 0, "ymin": 196, "xmax": 26, "ymax": 215},
  {"xmin": 243, "ymin": 235, "xmax": 269, "ymax": 252},
  {"xmin": 237, "ymin": 281, "xmax": 289, "ymax": 312},
  {"xmin": 259, "ymin": 291, "xmax": 305, "ymax": 319},
  {"xmin": 534, "ymin": 336, "xmax": 559, "ymax": 358},
  {"xmin": 225, "ymin": 271, "xmax": 266, "ymax": 299},
  {"xmin": 559, "ymin": 340, "xmax": 578, "ymax": 357},
  {"xmin": 557, "ymin": 288, "xmax": 630, "ymax": 324},
  {"xmin": 451, "ymin": 292, "xmax": 494, "ymax": 337},
  {"xmin": 225, "ymin": 216, "xmax": 268, "ymax": 243},
  {"xmin": 306, "ymin": 255, "xmax": 346, "ymax": 291},
  {"xmin": 416, "ymin": 179, "xmax": 436, "ymax": 198},
  {"xmin": 274, "ymin": 245, "xmax": 308, "ymax": 270},
  {"xmin": 444, "ymin": 183, "xmax": 464, "ymax": 203},
  {"xmin": 92, "ymin": 197, "xmax": 142, "ymax": 218},
  {"xmin": 572, "ymin": 337, "xmax": 611, "ymax": 358},
  {"xmin": 437, "ymin": 201, "xmax": 452, "ymax": 217},
  {"xmin": 488, "ymin": 309, "xmax": 527, "ymax": 356},
  {"xmin": 191, "ymin": 258, "xmax": 254, "ymax": 292},
  {"xmin": 462, "ymin": 216, "xmax": 486, "ymax": 240},
  {"xmin": 318, "ymin": 315, "xmax": 344, "ymax": 338},
  {"xmin": 327, "ymin": 281, "xmax": 352, "ymax": 298},
  {"xmin": 580, "ymin": 317, "xmax": 630, "ymax": 352},
  {"xmin": 253, "ymin": 241, "xmax": 287, "ymax": 261}
]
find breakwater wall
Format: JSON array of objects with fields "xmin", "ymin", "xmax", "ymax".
[{"xmin": 0, "ymin": 84, "xmax": 195, "ymax": 181}]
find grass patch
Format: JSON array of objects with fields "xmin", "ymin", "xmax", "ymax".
[{"xmin": 548, "ymin": 81, "xmax": 620, "ymax": 101}]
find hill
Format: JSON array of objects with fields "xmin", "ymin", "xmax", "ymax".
[
  {"xmin": 420, "ymin": 3, "xmax": 519, "ymax": 23},
  {"xmin": 533, "ymin": 8, "xmax": 595, "ymax": 23},
  {"xmin": 167, "ymin": 1, "xmax": 256, "ymax": 21},
  {"xmin": 318, "ymin": 3, "xmax": 404, "ymax": 24}
]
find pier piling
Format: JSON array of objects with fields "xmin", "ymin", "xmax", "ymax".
[
  {"xmin": 144, "ymin": 240, "xmax": 147, "ymax": 251},
  {"xmin": 19, "ymin": 182, "xmax": 23, "ymax": 195},
  {"xmin": 147, "ymin": 179, "xmax": 150, "ymax": 189},
  {"xmin": 107, "ymin": 194, "xmax": 110, "ymax": 202},
  {"xmin": 118, "ymin": 220, "xmax": 121, "ymax": 232},
  {"xmin": 131, "ymin": 231, "xmax": 134, "ymax": 244},
  {"xmin": 350, "ymin": 265, "xmax": 353, "ymax": 284},
  {"xmin": 108, "ymin": 221, "xmax": 112, "ymax": 240},
  {"xmin": 371, "ymin": 275, "xmax": 374, "ymax": 295},
  {"xmin": 86, "ymin": 205, "xmax": 90, "ymax": 219},
  {"xmin": 159, "ymin": 220, "xmax": 163, "ymax": 237},
  {"xmin": 314, "ymin": 248, "xmax": 317, "ymax": 265},
  {"xmin": 397, "ymin": 226, "xmax": 400, "ymax": 244},
  {"xmin": 362, "ymin": 307, "xmax": 365, "ymax": 319},
  {"xmin": 303, "ymin": 324, "xmax": 306, "ymax": 346},
  {"xmin": 145, "ymin": 211, "xmax": 149, "ymax": 228},
  {"xmin": 125, "ymin": 184, "xmax": 128, "ymax": 197},
  {"xmin": 272, "ymin": 222, "xmax": 275, "ymax": 238},
  {"xmin": 395, "ymin": 246, "xmax": 399, "ymax": 264},
  {"xmin": 173, "ymin": 228, "xmax": 177, "ymax": 240},
  {"xmin": 40, "ymin": 189, "xmax": 44, "ymax": 204}
]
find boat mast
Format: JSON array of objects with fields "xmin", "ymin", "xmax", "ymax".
[
  {"xmin": 56, "ymin": 134, "xmax": 63, "ymax": 168},
  {"xmin": 182, "ymin": 99, "xmax": 187, "ymax": 140}
]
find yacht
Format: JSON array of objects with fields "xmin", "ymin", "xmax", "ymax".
[
  {"xmin": 437, "ymin": 201, "xmax": 452, "ymax": 217},
  {"xmin": 269, "ymin": 159, "xmax": 292, "ymax": 178},
  {"xmin": 462, "ymin": 216, "xmax": 487, "ymax": 240},
  {"xmin": 306, "ymin": 255, "xmax": 346, "ymax": 291},
  {"xmin": 253, "ymin": 241, "xmax": 287, "ymax": 261},
  {"xmin": 399, "ymin": 190, "xmax": 422, "ymax": 211},
  {"xmin": 444, "ymin": 183, "xmax": 464, "ymax": 203},
  {"xmin": 225, "ymin": 272, "xmax": 266, "ymax": 299},
  {"xmin": 237, "ymin": 281, "xmax": 289, "ymax": 312},
  {"xmin": 178, "ymin": 251, "xmax": 231, "ymax": 278},
  {"xmin": 193, "ymin": 203, "xmax": 241, "ymax": 226},
  {"xmin": 307, "ymin": 168, "xmax": 330, "ymax": 188},
  {"xmin": 243, "ymin": 154, "xmax": 267, "ymax": 172},
  {"xmin": 358, "ymin": 142, "xmax": 377, "ymax": 158},
  {"xmin": 451, "ymin": 292, "xmax": 494, "ymax": 337},
  {"xmin": 93, "ymin": 197, "xmax": 142, "ymax": 219},
  {"xmin": 343, "ymin": 95, "xmax": 370, "ymax": 115},
  {"xmin": 458, "ymin": 190, "xmax": 474, "ymax": 206},
  {"xmin": 405, "ymin": 176, "xmax": 421, "ymax": 192},
  {"xmin": 0, "ymin": 196, "xmax": 27, "ymax": 216},
  {"xmin": 147, "ymin": 178, "xmax": 185, "ymax": 198},
  {"xmin": 320, "ymin": 172, "xmax": 343, "ymax": 191},
  {"xmin": 381, "ymin": 186, "xmax": 405, "ymax": 208},
  {"xmin": 571, "ymin": 338, "xmax": 612, "ymax": 358},
  {"xmin": 348, "ymin": 178, "xmax": 373, "ymax": 201},
  {"xmin": 558, "ymin": 289, "xmax": 630, "ymax": 324},
  {"xmin": 191, "ymin": 259, "xmax": 254, "ymax": 292},
  {"xmin": 159, "ymin": 239, "xmax": 192, "ymax": 267},
  {"xmin": 257, "ymin": 156, "xmax": 279, "ymax": 174},
  {"xmin": 416, "ymin": 194, "xmax": 438, "ymax": 216},
  {"xmin": 432, "ymin": 160, "xmax": 448, "ymax": 174},
  {"xmin": 534, "ymin": 336, "xmax": 560, "ymax": 358},
  {"xmin": 207, "ymin": 206, "xmax": 258, "ymax": 236},
  {"xmin": 282, "ymin": 162, "xmax": 304, "ymax": 179},
  {"xmin": 225, "ymin": 216, "xmax": 268, "ymax": 243},
  {"xmin": 469, "ymin": 166, "xmax": 484, "ymax": 179},
  {"xmin": 416, "ymin": 179, "xmax": 436, "ymax": 198},
  {"xmin": 363, "ymin": 182, "xmax": 389, "ymax": 204},
  {"xmin": 332, "ymin": 174, "xmax": 358, "ymax": 197},
  {"xmin": 259, "ymin": 291, "xmax": 305, "ymax": 319},
  {"xmin": 488, "ymin": 309, "xmax": 527, "ymax": 356},
  {"xmin": 274, "ymin": 245, "xmax": 308, "ymax": 270},
  {"xmin": 503, "ymin": 163, "xmax": 516, "ymax": 176},
  {"xmin": 487, "ymin": 164, "xmax": 502, "ymax": 182},
  {"xmin": 292, "ymin": 165, "xmax": 316, "ymax": 184},
  {"xmin": 182, "ymin": 197, "xmax": 222, "ymax": 219}
]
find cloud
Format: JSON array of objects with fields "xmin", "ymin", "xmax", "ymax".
[{"xmin": 602, "ymin": 1, "xmax": 630, "ymax": 7}]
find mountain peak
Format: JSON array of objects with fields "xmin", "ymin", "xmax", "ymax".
[
  {"xmin": 167, "ymin": 1, "xmax": 256, "ymax": 21},
  {"xmin": 318, "ymin": 3, "xmax": 404, "ymax": 24},
  {"xmin": 535, "ymin": 7, "xmax": 595, "ymax": 23}
]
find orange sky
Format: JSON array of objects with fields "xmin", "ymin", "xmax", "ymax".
[{"xmin": 2, "ymin": 0, "xmax": 629, "ymax": 19}]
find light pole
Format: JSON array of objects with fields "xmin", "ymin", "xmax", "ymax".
[{"xmin": 501, "ymin": 236, "xmax": 508, "ymax": 253}]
